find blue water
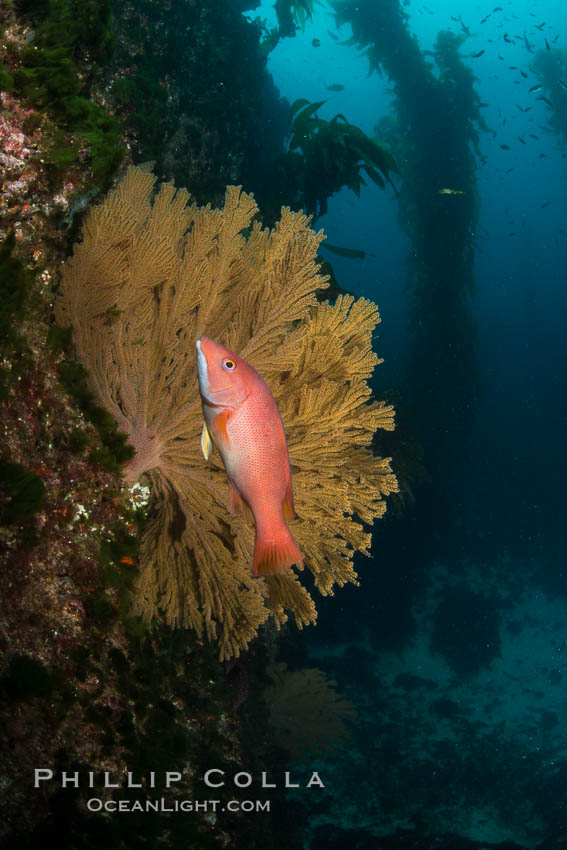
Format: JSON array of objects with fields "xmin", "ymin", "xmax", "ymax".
[{"xmin": 248, "ymin": 1, "xmax": 567, "ymax": 847}]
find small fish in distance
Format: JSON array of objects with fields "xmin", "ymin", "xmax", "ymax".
[
  {"xmin": 470, "ymin": 50, "xmax": 485, "ymax": 58},
  {"xmin": 196, "ymin": 337, "xmax": 303, "ymax": 577},
  {"xmin": 437, "ymin": 188, "xmax": 466, "ymax": 195},
  {"xmin": 327, "ymin": 83, "xmax": 344, "ymax": 91}
]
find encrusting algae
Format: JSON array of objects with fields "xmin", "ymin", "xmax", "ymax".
[{"xmin": 55, "ymin": 166, "xmax": 398, "ymax": 660}]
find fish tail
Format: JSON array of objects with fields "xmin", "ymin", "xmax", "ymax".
[{"xmin": 253, "ymin": 525, "xmax": 303, "ymax": 577}]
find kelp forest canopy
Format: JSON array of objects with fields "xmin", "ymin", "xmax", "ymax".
[{"xmin": 332, "ymin": 0, "xmax": 486, "ymax": 515}]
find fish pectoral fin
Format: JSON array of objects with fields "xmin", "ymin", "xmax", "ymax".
[
  {"xmin": 282, "ymin": 480, "xmax": 296, "ymax": 521},
  {"xmin": 228, "ymin": 478, "xmax": 245, "ymax": 517},
  {"xmin": 201, "ymin": 421, "xmax": 213, "ymax": 460},
  {"xmin": 211, "ymin": 409, "xmax": 232, "ymax": 451}
]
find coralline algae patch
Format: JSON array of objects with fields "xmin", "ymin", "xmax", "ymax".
[
  {"xmin": 0, "ymin": 4, "xmax": 109, "ymax": 259},
  {"xmin": 0, "ymin": 91, "xmax": 82, "ymax": 242},
  {"xmin": 303, "ymin": 557, "xmax": 567, "ymax": 848}
]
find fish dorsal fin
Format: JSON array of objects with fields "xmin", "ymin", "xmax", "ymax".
[{"xmin": 201, "ymin": 421, "xmax": 213, "ymax": 460}]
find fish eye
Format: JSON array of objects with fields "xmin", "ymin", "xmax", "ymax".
[{"xmin": 222, "ymin": 358, "xmax": 237, "ymax": 372}]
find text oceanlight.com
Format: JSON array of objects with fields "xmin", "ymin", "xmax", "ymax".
[{"xmin": 86, "ymin": 798, "xmax": 271, "ymax": 813}]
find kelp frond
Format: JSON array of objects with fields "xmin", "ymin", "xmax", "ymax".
[{"xmin": 282, "ymin": 99, "xmax": 399, "ymax": 218}]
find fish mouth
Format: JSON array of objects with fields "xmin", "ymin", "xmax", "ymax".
[
  {"xmin": 196, "ymin": 338, "xmax": 209, "ymax": 398},
  {"xmin": 196, "ymin": 337, "xmax": 237, "ymax": 402}
]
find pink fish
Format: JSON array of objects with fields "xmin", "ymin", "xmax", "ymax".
[{"xmin": 196, "ymin": 337, "xmax": 303, "ymax": 577}]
